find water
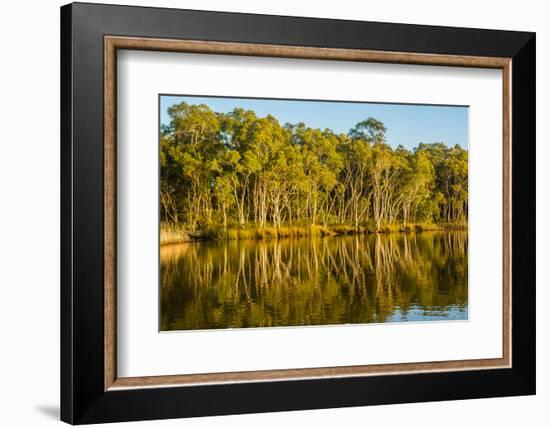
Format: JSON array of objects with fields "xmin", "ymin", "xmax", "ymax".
[{"xmin": 160, "ymin": 232, "xmax": 468, "ymax": 331}]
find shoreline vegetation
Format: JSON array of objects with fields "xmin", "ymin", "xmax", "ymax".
[
  {"xmin": 160, "ymin": 102, "xmax": 468, "ymax": 247},
  {"xmin": 160, "ymin": 222, "xmax": 467, "ymax": 246}
]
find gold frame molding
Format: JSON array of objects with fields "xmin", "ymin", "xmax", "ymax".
[{"xmin": 104, "ymin": 35, "xmax": 512, "ymax": 391}]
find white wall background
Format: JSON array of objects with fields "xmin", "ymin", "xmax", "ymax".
[{"xmin": 0, "ymin": 0, "xmax": 546, "ymax": 427}]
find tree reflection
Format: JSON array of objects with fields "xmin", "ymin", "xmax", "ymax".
[{"xmin": 160, "ymin": 232, "xmax": 468, "ymax": 330}]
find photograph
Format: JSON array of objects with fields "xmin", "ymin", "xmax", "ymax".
[
  {"xmin": 54, "ymin": 2, "xmax": 536, "ymax": 424},
  {"xmin": 159, "ymin": 95, "xmax": 469, "ymax": 331}
]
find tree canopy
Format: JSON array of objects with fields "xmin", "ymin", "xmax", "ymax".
[{"xmin": 160, "ymin": 102, "xmax": 468, "ymax": 234}]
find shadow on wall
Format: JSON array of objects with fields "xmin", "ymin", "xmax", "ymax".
[{"xmin": 35, "ymin": 405, "xmax": 59, "ymax": 420}]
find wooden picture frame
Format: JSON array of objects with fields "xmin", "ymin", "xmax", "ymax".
[{"xmin": 61, "ymin": 2, "xmax": 535, "ymax": 424}]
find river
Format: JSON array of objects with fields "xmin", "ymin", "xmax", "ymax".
[{"xmin": 160, "ymin": 232, "xmax": 468, "ymax": 331}]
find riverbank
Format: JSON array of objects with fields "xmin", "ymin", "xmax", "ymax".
[{"xmin": 160, "ymin": 223, "xmax": 467, "ymax": 246}]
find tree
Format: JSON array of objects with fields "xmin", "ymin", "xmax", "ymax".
[
  {"xmin": 214, "ymin": 176, "xmax": 233, "ymax": 229},
  {"xmin": 338, "ymin": 137, "xmax": 372, "ymax": 228},
  {"xmin": 161, "ymin": 102, "xmax": 222, "ymax": 230},
  {"xmin": 349, "ymin": 117, "xmax": 387, "ymax": 144},
  {"xmin": 160, "ymin": 103, "xmax": 468, "ymax": 236},
  {"xmin": 294, "ymin": 126, "xmax": 342, "ymax": 225},
  {"xmin": 400, "ymin": 151, "xmax": 435, "ymax": 227}
]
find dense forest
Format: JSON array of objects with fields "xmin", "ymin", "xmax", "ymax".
[{"xmin": 160, "ymin": 102, "xmax": 468, "ymax": 243}]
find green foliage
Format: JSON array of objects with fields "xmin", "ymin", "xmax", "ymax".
[{"xmin": 160, "ymin": 102, "xmax": 468, "ymax": 238}]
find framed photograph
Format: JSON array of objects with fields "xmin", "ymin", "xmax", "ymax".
[{"xmin": 61, "ymin": 2, "xmax": 535, "ymax": 424}]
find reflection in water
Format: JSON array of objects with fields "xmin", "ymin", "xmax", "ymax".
[{"xmin": 160, "ymin": 232, "xmax": 467, "ymax": 331}]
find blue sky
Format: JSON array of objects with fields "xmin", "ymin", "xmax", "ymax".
[{"xmin": 160, "ymin": 95, "xmax": 468, "ymax": 150}]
